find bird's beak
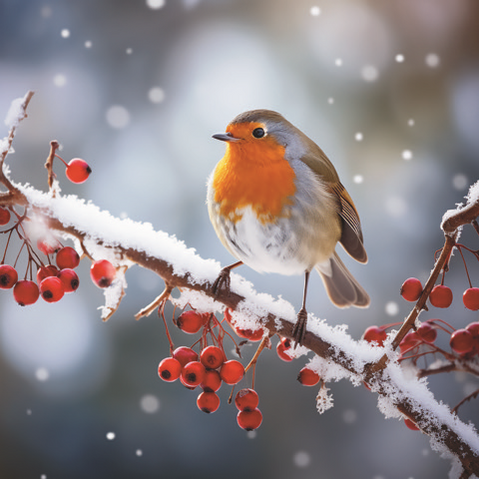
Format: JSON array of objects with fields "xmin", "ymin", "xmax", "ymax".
[{"xmin": 212, "ymin": 132, "xmax": 239, "ymax": 142}]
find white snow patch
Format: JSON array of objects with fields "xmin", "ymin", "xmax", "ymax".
[
  {"xmin": 316, "ymin": 383, "xmax": 334, "ymax": 414},
  {"xmin": 467, "ymin": 180, "xmax": 479, "ymax": 205},
  {"xmin": 4, "ymin": 92, "xmax": 30, "ymax": 129},
  {"xmin": 171, "ymin": 288, "xmax": 224, "ymax": 315}
]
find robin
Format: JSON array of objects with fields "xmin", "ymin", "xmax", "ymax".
[{"xmin": 207, "ymin": 109, "xmax": 369, "ymax": 345}]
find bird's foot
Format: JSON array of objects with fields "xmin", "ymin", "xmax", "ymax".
[
  {"xmin": 212, "ymin": 266, "xmax": 232, "ymax": 297},
  {"xmin": 292, "ymin": 307, "xmax": 308, "ymax": 347},
  {"xmin": 212, "ymin": 261, "xmax": 243, "ymax": 297}
]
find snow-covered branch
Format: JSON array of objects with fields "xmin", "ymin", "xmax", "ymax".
[{"xmin": 1, "ymin": 92, "xmax": 478, "ymax": 478}]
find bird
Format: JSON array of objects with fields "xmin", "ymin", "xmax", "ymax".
[{"xmin": 207, "ymin": 109, "xmax": 369, "ymax": 345}]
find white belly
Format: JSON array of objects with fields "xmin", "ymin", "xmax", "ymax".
[
  {"xmin": 218, "ymin": 207, "xmax": 307, "ymax": 275},
  {"xmin": 207, "ymin": 162, "xmax": 342, "ymax": 276}
]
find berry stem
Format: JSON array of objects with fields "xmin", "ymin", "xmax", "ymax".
[
  {"xmin": 1, "ymin": 228, "xmax": 14, "ymax": 263},
  {"xmin": 451, "ymin": 389, "xmax": 479, "ymax": 415},
  {"xmin": 457, "ymin": 245, "xmax": 473, "ymax": 288},
  {"xmin": 157, "ymin": 287, "xmax": 175, "ymax": 355},
  {"xmin": 54, "ymin": 153, "xmax": 68, "ymax": 167},
  {"xmin": 245, "ymin": 334, "xmax": 269, "ymax": 374}
]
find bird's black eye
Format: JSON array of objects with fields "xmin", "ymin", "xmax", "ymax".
[{"xmin": 252, "ymin": 127, "xmax": 265, "ymax": 139}]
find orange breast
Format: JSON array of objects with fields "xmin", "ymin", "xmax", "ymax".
[{"xmin": 212, "ymin": 136, "xmax": 296, "ymax": 224}]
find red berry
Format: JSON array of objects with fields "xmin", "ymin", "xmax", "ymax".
[
  {"xmin": 450, "ymin": 329, "xmax": 474, "ymax": 355},
  {"xmin": 200, "ymin": 369, "xmax": 222, "ymax": 392},
  {"xmin": 276, "ymin": 337, "xmax": 294, "ymax": 362},
  {"xmin": 234, "ymin": 388, "xmax": 259, "ymax": 411},
  {"xmin": 404, "ymin": 418, "xmax": 419, "ymax": 431},
  {"xmin": 90, "ymin": 259, "xmax": 116, "ymax": 288},
  {"xmin": 466, "ymin": 322, "xmax": 479, "ymax": 355},
  {"xmin": 57, "ymin": 268, "xmax": 80, "ymax": 292},
  {"xmin": 56, "ymin": 246, "xmax": 80, "ymax": 269},
  {"xmin": 237, "ymin": 408, "xmax": 263, "ymax": 431},
  {"xmin": 234, "ymin": 325, "xmax": 264, "ymax": 342},
  {"xmin": 400, "ymin": 277, "xmax": 423, "ymax": 302},
  {"xmin": 196, "ymin": 391, "xmax": 220, "ymax": 413},
  {"xmin": 363, "ymin": 326, "xmax": 387, "ymax": 347},
  {"xmin": 40, "ymin": 276, "xmax": 65, "ymax": 303},
  {"xmin": 466, "ymin": 322, "xmax": 479, "ymax": 337},
  {"xmin": 158, "ymin": 357, "xmax": 182, "ymax": 382},
  {"xmin": 399, "ymin": 331, "xmax": 421, "ymax": 353},
  {"xmin": 36, "ymin": 264, "xmax": 60, "ymax": 284},
  {"xmin": 219, "ymin": 359, "xmax": 244, "ymax": 385},
  {"xmin": 200, "ymin": 345, "xmax": 225, "ymax": 370},
  {"xmin": 0, "ymin": 264, "xmax": 18, "ymax": 289},
  {"xmin": 37, "ymin": 239, "xmax": 61, "ymax": 255},
  {"xmin": 463, "ymin": 288, "xmax": 479, "ymax": 311},
  {"xmin": 0, "ymin": 207, "xmax": 10, "ymax": 225},
  {"xmin": 65, "ymin": 158, "xmax": 91, "ymax": 184},
  {"xmin": 224, "ymin": 309, "xmax": 264, "ymax": 341},
  {"xmin": 181, "ymin": 361, "xmax": 206, "ymax": 387},
  {"xmin": 297, "ymin": 367, "xmax": 321, "ymax": 386},
  {"xmin": 417, "ymin": 322, "xmax": 437, "ymax": 343},
  {"xmin": 13, "ymin": 280, "xmax": 40, "ymax": 306},
  {"xmin": 429, "ymin": 285, "xmax": 453, "ymax": 308},
  {"xmin": 176, "ymin": 310, "xmax": 208, "ymax": 334},
  {"xmin": 173, "ymin": 346, "xmax": 198, "ymax": 367}
]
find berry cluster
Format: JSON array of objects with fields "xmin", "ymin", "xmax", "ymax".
[
  {"xmin": 0, "ymin": 153, "xmax": 119, "ymax": 306},
  {"xmin": 1, "ymin": 222, "xmax": 112, "ymax": 303},
  {"xmin": 361, "ymin": 262, "xmax": 478, "ymax": 432},
  {"xmin": 397, "ymin": 269, "xmax": 479, "ymax": 360},
  {"xmin": 157, "ymin": 308, "xmax": 264, "ymax": 431},
  {"xmin": 401, "ymin": 277, "xmax": 479, "ymax": 311},
  {"xmin": 0, "ymin": 243, "xmax": 80, "ymax": 306}
]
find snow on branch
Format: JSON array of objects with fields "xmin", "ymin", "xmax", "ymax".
[{"xmin": 0, "ymin": 92, "xmax": 478, "ymax": 478}]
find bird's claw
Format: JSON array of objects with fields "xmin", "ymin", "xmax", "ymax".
[
  {"xmin": 292, "ymin": 307, "xmax": 308, "ymax": 347},
  {"xmin": 212, "ymin": 266, "xmax": 232, "ymax": 297}
]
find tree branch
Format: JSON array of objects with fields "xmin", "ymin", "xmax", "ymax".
[{"xmin": 0, "ymin": 91, "xmax": 478, "ymax": 477}]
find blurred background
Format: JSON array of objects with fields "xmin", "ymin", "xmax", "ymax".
[{"xmin": 0, "ymin": 0, "xmax": 478, "ymax": 477}]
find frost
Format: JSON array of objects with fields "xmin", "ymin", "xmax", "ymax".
[
  {"xmin": 4, "ymin": 92, "xmax": 30, "ymax": 129},
  {"xmin": 467, "ymin": 179, "xmax": 479, "ymax": 205},
  {"xmin": 441, "ymin": 179, "xmax": 479, "ymax": 235},
  {"xmin": 377, "ymin": 395, "xmax": 400, "ymax": 420},
  {"xmin": 0, "ymin": 137, "xmax": 11, "ymax": 155},
  {"xmin": 307, "ymin": 354, "xmax": 353, "ymax": 384},
  {"xmin": 171, "ymin": 288, "xmax": 224, "ymax": 315},
  {"xmin": 316, "ymin": 383, "xmax": 334, "ymax": 414},
  {"xmin": 99, "ymin": 273, "xmax": 127, "ymax": 321}
]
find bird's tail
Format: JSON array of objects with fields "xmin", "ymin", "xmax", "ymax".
[{"xmin": 315, "ymin": 252, "xmax": 370, "ymax": 308}]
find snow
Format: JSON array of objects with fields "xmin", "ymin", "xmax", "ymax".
[
  {"xmin": 441, "ymin": 179, "xmax": 479, "ymax": 234},
  {"xmin": 467, "ymin": 179, "xmax": 479, "ymax": 205},
  {"xmin": 0, "ymin": 137, "xmax": 10, "ymax": 156},
  {"xmin": 17, "ymin": 183, "xmax": 221, "ymax": 285},
  {"xmin": 316, "ymin": 383, "xmax": 334, "ymax": 414},
  {"xmin": 20, "ymin": 168, "xmax": 480, "ymax": 457},
  {"xmin": 4, "ymin": 92, "xmax": 30, "ymax": 129},
  {"xmin": 5, "ymin": 174, "xmax": 478, "ymax": 476}
]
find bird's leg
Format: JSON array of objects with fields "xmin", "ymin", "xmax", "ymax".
[
  {"xmin": 212, "ymin": 260, "xmax": 243, "ymax": 296},
  {"xmin": 293, "ymin": 270, "xmax": 310, "ymax": 346}
]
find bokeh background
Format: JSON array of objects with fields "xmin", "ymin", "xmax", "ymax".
[{"xmin": 0, "ymin": 0, "xmax": 478, "ymax": 478}]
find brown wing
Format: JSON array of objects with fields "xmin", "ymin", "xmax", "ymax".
[
  {"xmin": 294, "ymin": 131, "xmax": 368, "ymax": 264},
  {"xmin": 330, "ymin": 182, "xmax": 368, "ymax": 264}
]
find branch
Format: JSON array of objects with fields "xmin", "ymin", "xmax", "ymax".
[
  {"xmin": 6, "ymin": 171, "xmax": 478, "ymax": 477},
  {"xmin": 1, "ymin": 92, "xmax": 478, "ymax": 477}
]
